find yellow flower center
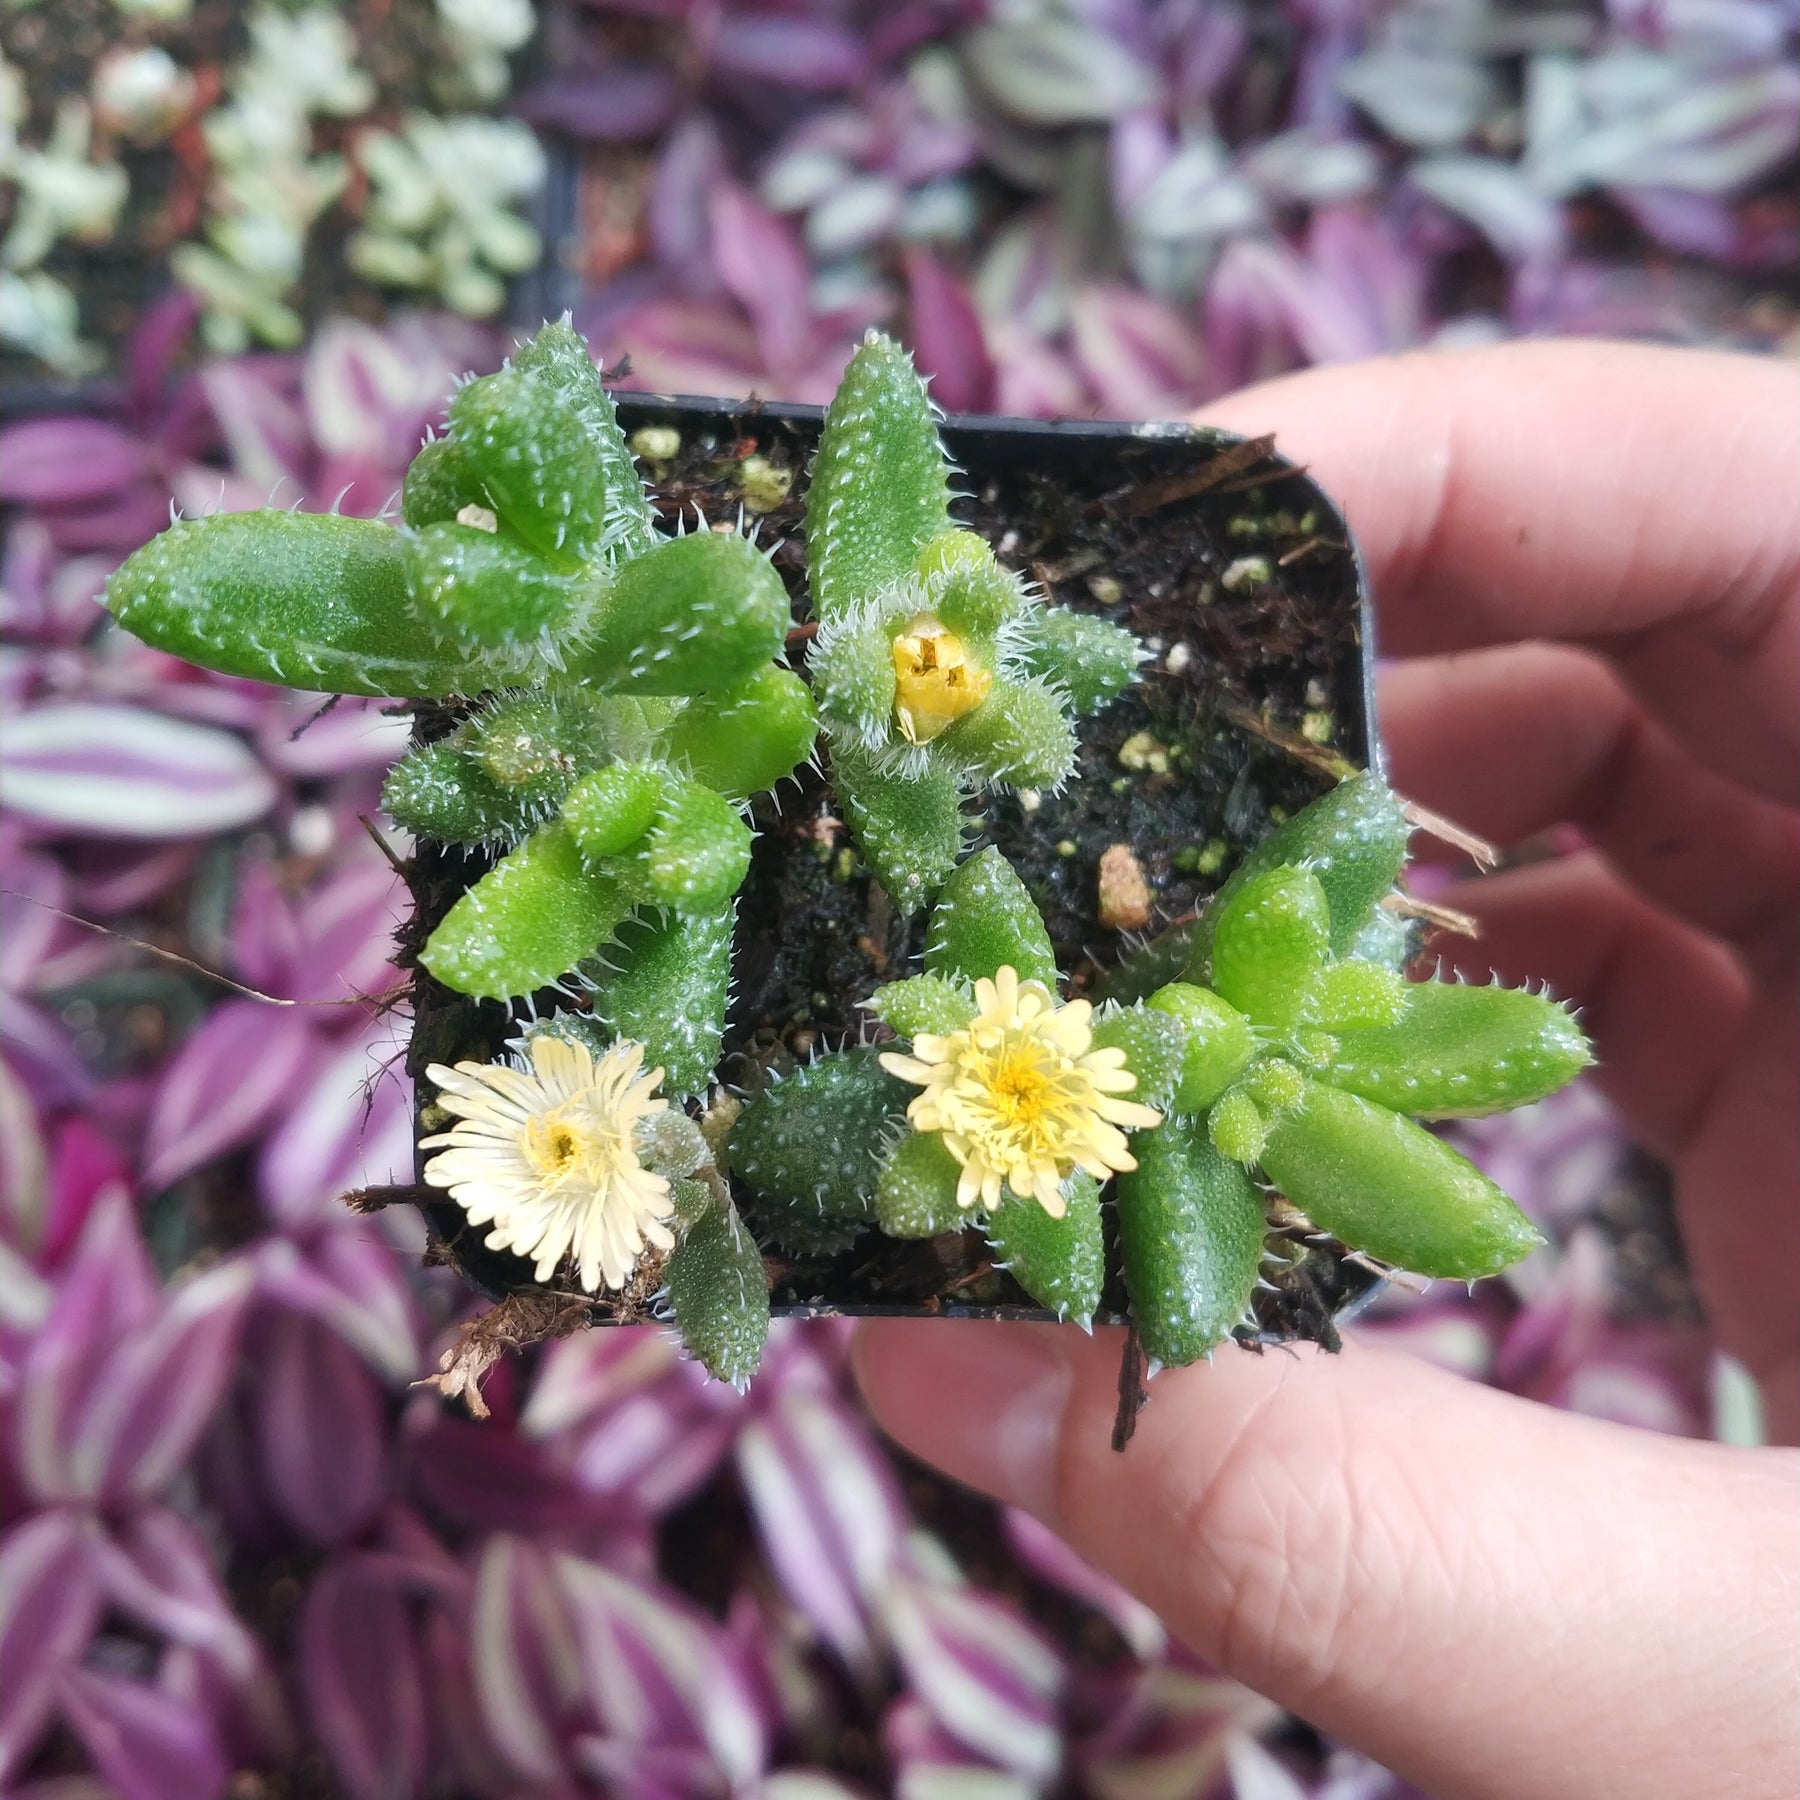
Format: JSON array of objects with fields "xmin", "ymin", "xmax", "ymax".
[
  {"xmin": 522, "ymin": 1102, "xmax": 630, "ymax": 1189},
  {"xmin": 891, "ymin": 615, "xmax": 992, "ymax": 744}
]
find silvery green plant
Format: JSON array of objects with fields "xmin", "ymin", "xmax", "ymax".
[{"xmin": 805, "ymin": 330, "xmax": 1141, "ymax": 905}]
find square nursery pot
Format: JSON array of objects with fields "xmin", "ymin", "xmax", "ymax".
[{"xmin": 400, "ymin": 394, "xmax": 1387, "ymax": 1352}]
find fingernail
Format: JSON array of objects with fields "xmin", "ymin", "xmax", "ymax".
[{"xmin": 853, "ymin": 1321, "xmax": 1072, "ymax": 1517}]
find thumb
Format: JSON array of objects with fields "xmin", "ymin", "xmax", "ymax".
[{"xmin": 852, "ymin": 1320, "xmax": 1799, "ymax": 1800}]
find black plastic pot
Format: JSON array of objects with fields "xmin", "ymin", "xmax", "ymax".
[{"xmin": 405, "ymin": 391, "xmax": 1386, "ymax": 1344}]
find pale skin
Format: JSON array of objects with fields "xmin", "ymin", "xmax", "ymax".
[{"xmin": 854, "ymin": 342, "xmax": 1800, "ymax": 1800}]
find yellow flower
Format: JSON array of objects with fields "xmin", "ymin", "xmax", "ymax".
[
  {"xmin": 891, "ymin": 614, "xmax": 993, "ymax": 744},
  {"xmin": 421, "ymin": 1035, "xmax": 675, "ymax": 1292},
  {"xmin": 879, "ymin": 966, "xmax": 1162, "ymax": 1215}
]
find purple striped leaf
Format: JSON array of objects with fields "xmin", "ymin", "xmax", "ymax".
[
  {"xmin": 142, "ymin": 1001, "xmax": 322, "ymax": 1189},
  {"xmin": 298, "ymin": 1554, "xmax": 429, "ymax": 1800},
  {"xmin": 565, "ymin": 1362, "xmax": 742, "ymax": 1518},
  {"xmin": 735, "ymin": 1388, "xmax": 909, "ymax": 1669},
  {"xmin": 522, "ymin": 65, "xmax": 683, "ymax": 141},
  {"xmin": 255, "ymin": 1024, "xmax": 413, "ymax": 1229},
  {"xmin": 198, "ymin": 361, "xmax": 311, "ymax": 494},
  {"xmin": 522, "ymin": 1326, "xmax": 687, "ymax": 1441},
  {"xmin": 1, "ymin": 704, "xmax": 278, "ymax": 839},
  {"xmin": 757, "ymin": 1774, "xmax": 874, "ymax": 1800},
  {"xmin": 58, "ymin": 1257, "xmax": 256, "ymax": 1503},
  {"xmin": 1068, "ymin": 283, "xmax": 1206, "ymax": 417},
  {"xmin": 571, "ymin": 1735, "xmax": 723, "ymax": 1800},
  {"xmin": 470, "ymin": 1534, "xmax": 588, "ymax": 1785},
  {"xmin": 1001, "ymin": 1509, "xmax": 1166, "ymax": 1661},
  {"xmin": 0, "ymin": 418, "xmax": 145, "ymax": 506},
  {"xmin": 557, "ymin": 1550, "xmax": 768, "ymax": 1789},
  {"xmin": 1076, "ymin": 1660, "xmax": 1278, "ymax": 1800},
  {"xmin": 884, "ymin": 1694, "xmax": 1040, "ymax": 1799},
  {"xmin": 59, "ymin": 1665, "xmax": 228, "ymax": 1800},
  {"xmin": 256, "ymin": 1311, "xmax": 389, "ymax": 1544},
  {"xmin": 709, "ymin": 185, "xmax": 814, "ymax": 380},
  {"xmin": 260, "ymin": 694, "xmax": 413, "ymax": 779},
  {"xmin": 406, "ymin": 1403, "xmax": 616, "ymax": 1535},
  {"xmin": 0, "ymin": 1511, "xmax": 106, "ymax": 1783},
  {"xmin": 880, "ymin": 1564, "xmax": 1067, "ymax": 1781},
  {"xmin": 254, "ymin": 1228, "xmax": 420, "ymax": 1381},
  {"xmin": 904, "ymin": 250, "xmax": 996, "ymax": 413},
  {"xmin": 1410, "ymin": 155, "xmax": 1567, "ymax": 264},
  {"xmin": 711, "ymin": 14, "xmax": 868, "ymax": 90}
]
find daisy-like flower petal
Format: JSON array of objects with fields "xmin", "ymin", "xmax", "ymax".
[
  {"xmin": 421, "ymin": 1034, "xmax": 675, "ymax": 1293},
  {"xmin": 879, "ymin": 965, "xmax": 1163, "ymax": 1217}
]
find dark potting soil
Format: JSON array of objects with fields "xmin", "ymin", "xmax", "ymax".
[{"xmin": 394, "ymin": 393, "xmax": 1384, "ymax": 1345}]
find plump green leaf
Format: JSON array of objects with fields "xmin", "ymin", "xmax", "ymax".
[
  {"xmin": 938, "ymin": 677, "xmax": 1077, "ymax": 790},
  {"xmin": 831, "ymin": 741, "xmax": 965, "ymax": 908},
  {"xmin": 1088, "ymin": 1003, "xmax": 1185, "ymax": 1113},
  {"xmin": 420, "ymin": 820, "xmax": 637, "ymax": 1000},
  {"xmin": 1117, "ymin": 1121, "xmax": 1266, "ymax": 1368},
  {"xmin": 383, "ymin": 740, "xmax": 529, "ymax": 848},
  {"xmin": 401, "ymin": 434, "xmax": 486, "ymax": 528},
  {"xmin": 406, "ymin": 522, "xmax": 595, "ymax": 652},
  {"xmin": 642, "ymin": 782, "xmax": 753, "ymax": 913},
  {"xmin": 512, "ymin": 316, "xmax": 657, "ymax": 560},
  {"xmin": 1308, "ymin": 958, "xmax": 1408, "ymax": 1030},
  {"xmin": 568, "ymin": 531, "xmax": 790, "ymax": 694},
  {"xmin": 867, "ymin": 974, "xmax": 979, "ymax": 1040},
  {"xmin": 1003, "ymin": 606, "xmax": 1140, "ymax": 715},
  {"xmin": 806, "ymin": 332, "xmax": 953, "ymax": 620},
  {"xmin": 1209, "ymin": 865, "xmax": 1332, "ymax": 1032},
  {"xmin": 1259, "ymin": 1079, "xmax": 1543, "ymax": 1279},
  {"xmin": 562, "ymin": 761, "xmax": 669, "ymax": 860},
  {"xmin": 584, "ymin": 903, "xmax": 734, "ymax": 1099},
  {"xmin": 665, "ymin": 1196, "xmax": 770, "ymax": 1388},
  {"xmin": 1189, "ymin": 772, "xmax": 1410, "ymax": 970},
  {"xmin": 103, "ymin": 510, "xmax": 480, "ymax": 698},
  {"xmin": 924, "ymin": 847, "xmax": 1058, "ymax": 989},
  {"xmin": 931, "ymin": 553, "xmax": 1026, "ymax": 641},
  {"xmin": 1206, "ymin": 1086, "xmax": 1267, "ymax": 1164},
  {"xmin": 730, "ymin": 1050, "xmax": 909, "ymax": 1251},
  {"xmin": 1146, "ymin": 982, "xmax": 1258, "ymax": 1113},
  {"xmin": 663, "ymin": 665, "xmax": 818, "ymax": 799},
  {"xmin": 1322, "ymin": 981, "xmax": 1593, "ymax": 1118},
  {"xmin": 449, "ymin": 366, "xmax": 606, "ymax": 565},
  {"xmin": 985, "ymin": 1174, "xmax": 1103, "ymax": 1322},
  {"xmin": 875, "ymin": 1128, "xmax": 967, "ymax": 1239}
]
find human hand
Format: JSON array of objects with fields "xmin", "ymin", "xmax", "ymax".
[{"xmin": 854, "ymin": 342, "xmax": 1800, "ymax": 1800}]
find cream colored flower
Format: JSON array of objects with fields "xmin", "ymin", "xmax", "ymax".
[
  {"xmin": 880, "ymin": 966, "xmax": 1162, "ymax": 1216},
  {"xmin": 421, "ymin": 1035, "xmax": 675, "ymax": 1292}
]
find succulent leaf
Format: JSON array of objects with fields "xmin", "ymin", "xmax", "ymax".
[
  {"xmin": 1259, "ymin": 1079, "xmax": 1544, "ymax": 1279},
  {"xmin": 805, "ymin": 331, "xmax": 953, "ymax": 622},
  {"xmin": 937, "ymin": 677, "xmax": 1077, "ymax": 791},
  {"xmin": 382, "ymin": 739, "xmax": 526, "ymax": 848},
  {"xmin": 923, "ymin": 847, "xmax": 1058, "ymax": 990},
  {"xmin": 662, "ymin": 666, "xmax": 819, "ymax": 800},
  {"xmin": 561, "ymin": 761, "xmax": 669, "ymax": 861},
  {"xmin": 1206, "ymin": 1086, "xmax": 1267, "ymax": 1164},
  {"xmin": 875, "ymin": 1128, "xmax": 967, "ymax": 1239},
  {"xmin": 102, "ymin": 510, "xmax": 479, "ymax": 698},
  {"xmin": 1087, "ymin": 1004, "xmax": 1186, "ymax": 1113},
  {"xmin": 401, "ymin": 434, "xmax": 487, "ymax": 529},
  {"xmin": 405, "ymin": 523, "xmax": 595, "ymax": 652},
  {"xmin": 867, "ymin": 974, "xmax": 979, "ymax": 1040},
  {"xmin": 930, "ymin": 553, "xmax": 1026, "ymax": 640},
  {"xmin": 583, "ymin": 903, "xmax": 734, "ymax": 1099},
  {"xmin": 1308, "ymin": 958, "xmax": 1408, "ymax": 1030},
  {"xmin": 420, "ymin": 820, "xmax": 638, "ymax": 1000},
  {"xmin": 1002, "ymin": 607, "xmax": 1140, "ymax": 715},
  {"xmin": 511, "ymin": 317, "xmax": 658, "ymax": 560},
  {"xmin": 1322, "ymin": 981, "xmax": 1593, "ymax": 1118},
  {"xmin": 729, "ymin": 1050, "xmax": 910, "ymax": 1251},
  {"xmin": 567, "ymin": 531, "xmax": 790, "ymax": 695},
  {"xmin": 642, "ymin": 782, "xmax": 753, "ymax": 914},
  {"xmin": 984, "ymin": 1174, "xmax": 1103, "ymax": 1321},
  {"xmin": 1145, "ymin": 983, "xmax": 1258, "ymax": 1114},
  {"xmin": 448, "ymin": 366, "xmax": 606, "ymax": 565},
  {"xmin": 1208, "ymin": 865, "xmax": 1332, "ymax": 1032},
  {"xmin": 1116, "ymin": 1121, "xmax": 1266, "ymax": 1369},
  {"xmin": 665, "ymin": 1195, "xmax": 770, "ymax": 1388},
  {"xmin": 1189, "ymin": 772, "xmax": 1410, "ymax": 972},
  {"xmin": 830, "ymin": 742, "xmax": 965, "ymax": 907}
]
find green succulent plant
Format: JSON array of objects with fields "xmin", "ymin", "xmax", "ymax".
[
  {"xmin": 100, "ymin": 314, "xmax": 1594, "ymax": 1403},
  {"xmin": 805, "ymin": 331, "xmax": 1141, "ymax": 905}
]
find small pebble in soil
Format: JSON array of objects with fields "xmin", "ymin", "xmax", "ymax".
[
  {"xmin": 738, "ymin": 454, "xmax": 792, "ymax": 512},
  {"xmin": 1118, "ymin": 730, "xmax": 1172, "ymax": 775},
  {"xmin": 1097, "ymin": 844, "xmax": 1152, "ymax": 931},
  {"xmin": 630, "ymin": 426, "xmax": 682, "ymax": 462},
  {"xmin": 1222, "ymin": 555, "xmax": 1273, "ymax": 593}
]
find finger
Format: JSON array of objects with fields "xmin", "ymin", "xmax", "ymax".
[
  {"xmin": 855, "ymin": 1321, "xmax": 1800, "ymax": 1800},
  {"xmin": 1379, "ymin": 644, "xmax": 1800, "ymax": 953},
  {"xmin": 1196, "ymin": 342, "xmax": 1800, "ymax": 803},
  {"xmin": 1428, "ymin": 851, "xmax": 1749, "ymax": 1161}
]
